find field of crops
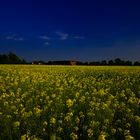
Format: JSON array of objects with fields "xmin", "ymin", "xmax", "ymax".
[{"xmin": 0, "ymin": 65, "xmax": 140, "ymax": 140}]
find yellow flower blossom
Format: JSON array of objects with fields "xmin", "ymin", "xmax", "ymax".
[
  {"xmin": 50, "ymin": 117, "xmax": 56, "ymax": 124},
  {"xmin": 98, "ymin": 134, "xmax": 106, "ymax": 140},
  {"xmin": 70, "ymin": 132, "xmax": 78, "ymax": 140},
  {"xmin": 66, "ymin": 99, "xmax": 74, "ymax": 108}
]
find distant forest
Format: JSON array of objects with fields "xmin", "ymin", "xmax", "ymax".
[{"xmin": 0, "ymin": 52, "xmax": 140, "ymax": 66}]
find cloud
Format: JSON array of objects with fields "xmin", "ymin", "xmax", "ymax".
[
  {"xmin": 54, "ymin": 32, "xmax": 69, "ymax": 40},
  {"xmin": 4, "ymin": 35, "xmax": 24, "ymax": 41},
  {"xmin": 39, "ymin": 32, "xmax": 85, "ymax": 41},
  {"xmin": 5, "ymin": 35, "xmax": 16, "ymax": 40},
  {"xmin": 14, "ymin": 37, "xmax": 24, "ymax": 41},
  {"xmin": 44, "ymin": 42, "xmax": 50, "ymax": 45},
  {"xmin": 39, "ymin": 35, "xmax": 51, "ymax": 46},
  {"xmin": 73, "ymin": 36, "xmax": 85, "ymax": 39},
  {"xmin": 39, "ymin": 36, "xmax": 51, "ymax": 40}
]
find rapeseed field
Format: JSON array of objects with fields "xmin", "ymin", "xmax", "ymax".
[{"xmin": 0, "ymin": 65, "xmax": 140, "ymax": 140}]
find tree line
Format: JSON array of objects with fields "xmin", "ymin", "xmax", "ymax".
[
  {"xmin": 77, "ymin": 58, "xmax": 140, "ymax": 66},
  {"xmin": 46, "ymin": 59, "xmax": 140, "ymax": 66},
  {"xmin": 0, "ymin": 52, "xmax": 26, "ymax": 64},
  {"xmin": 0, "ymin": 52, "xmax": 140, "ymax": 66}
]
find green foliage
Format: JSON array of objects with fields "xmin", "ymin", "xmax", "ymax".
[{"xmin": 0, "ymin": 65, "xmax": 140, "ymax": 140}]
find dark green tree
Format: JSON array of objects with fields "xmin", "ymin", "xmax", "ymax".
[
  {"xmin": 134, "ymin": 61, "xmax": 140, "ymax": 66},
  {"xmin": 101, "ymin": 60, "xmax": 107, "ymax": 65},
  {"xmin": 0, "ymin": 52, "xmax": 27, "ymax": 64},
  {"xmin": 108, "ymin": 60, "xmax": 114, "ymax": 65}
]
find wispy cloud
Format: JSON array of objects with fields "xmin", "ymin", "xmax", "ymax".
[
  {"xmin": 5, "ymin": 35, "xmax": 16, "ymax": 40},
  {"xmin": 54, "ymin": 32, "xmax": 69, "ymax": 40},
  {"xmin": 39, "ymin": 35, "xmax": 51, "ymax": 46},
  {"xmin": 44, "ymin": 42, "xmax": 50, "ymax": 46},
  {"xmin": 4, "ymin": 35, "xmax": 25, "ymax": 41},
  {"xmin": 73, "ymin": 36, "xmax": 85, "ymax": 39},
  {"xmin": 14, "ymin": 37, "xmax": 24, "ymax": 41},
  {"xmin": 39, "ymin": 35, "xmax": 51, "ymax": 40},
  {"xmin": 39, "ymin": 32, "xmax": 85, "ymax": 41}
]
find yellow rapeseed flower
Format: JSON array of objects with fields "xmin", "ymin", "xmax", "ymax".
[
  {"xmin": 98, "ymin": 134, "xmax": 106, "ymax": 140},
  {"xmin": 50, "ymin": 117, "xmax": 56, "ymax": 124},
  {"xmin": 66, "ymin": 99, "xmax": 74, "ymax": 108}
]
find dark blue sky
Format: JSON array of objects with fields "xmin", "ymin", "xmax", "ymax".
[{"xmin": 0, "ymin": 0, "xmax": 140, "ymax": 61}]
